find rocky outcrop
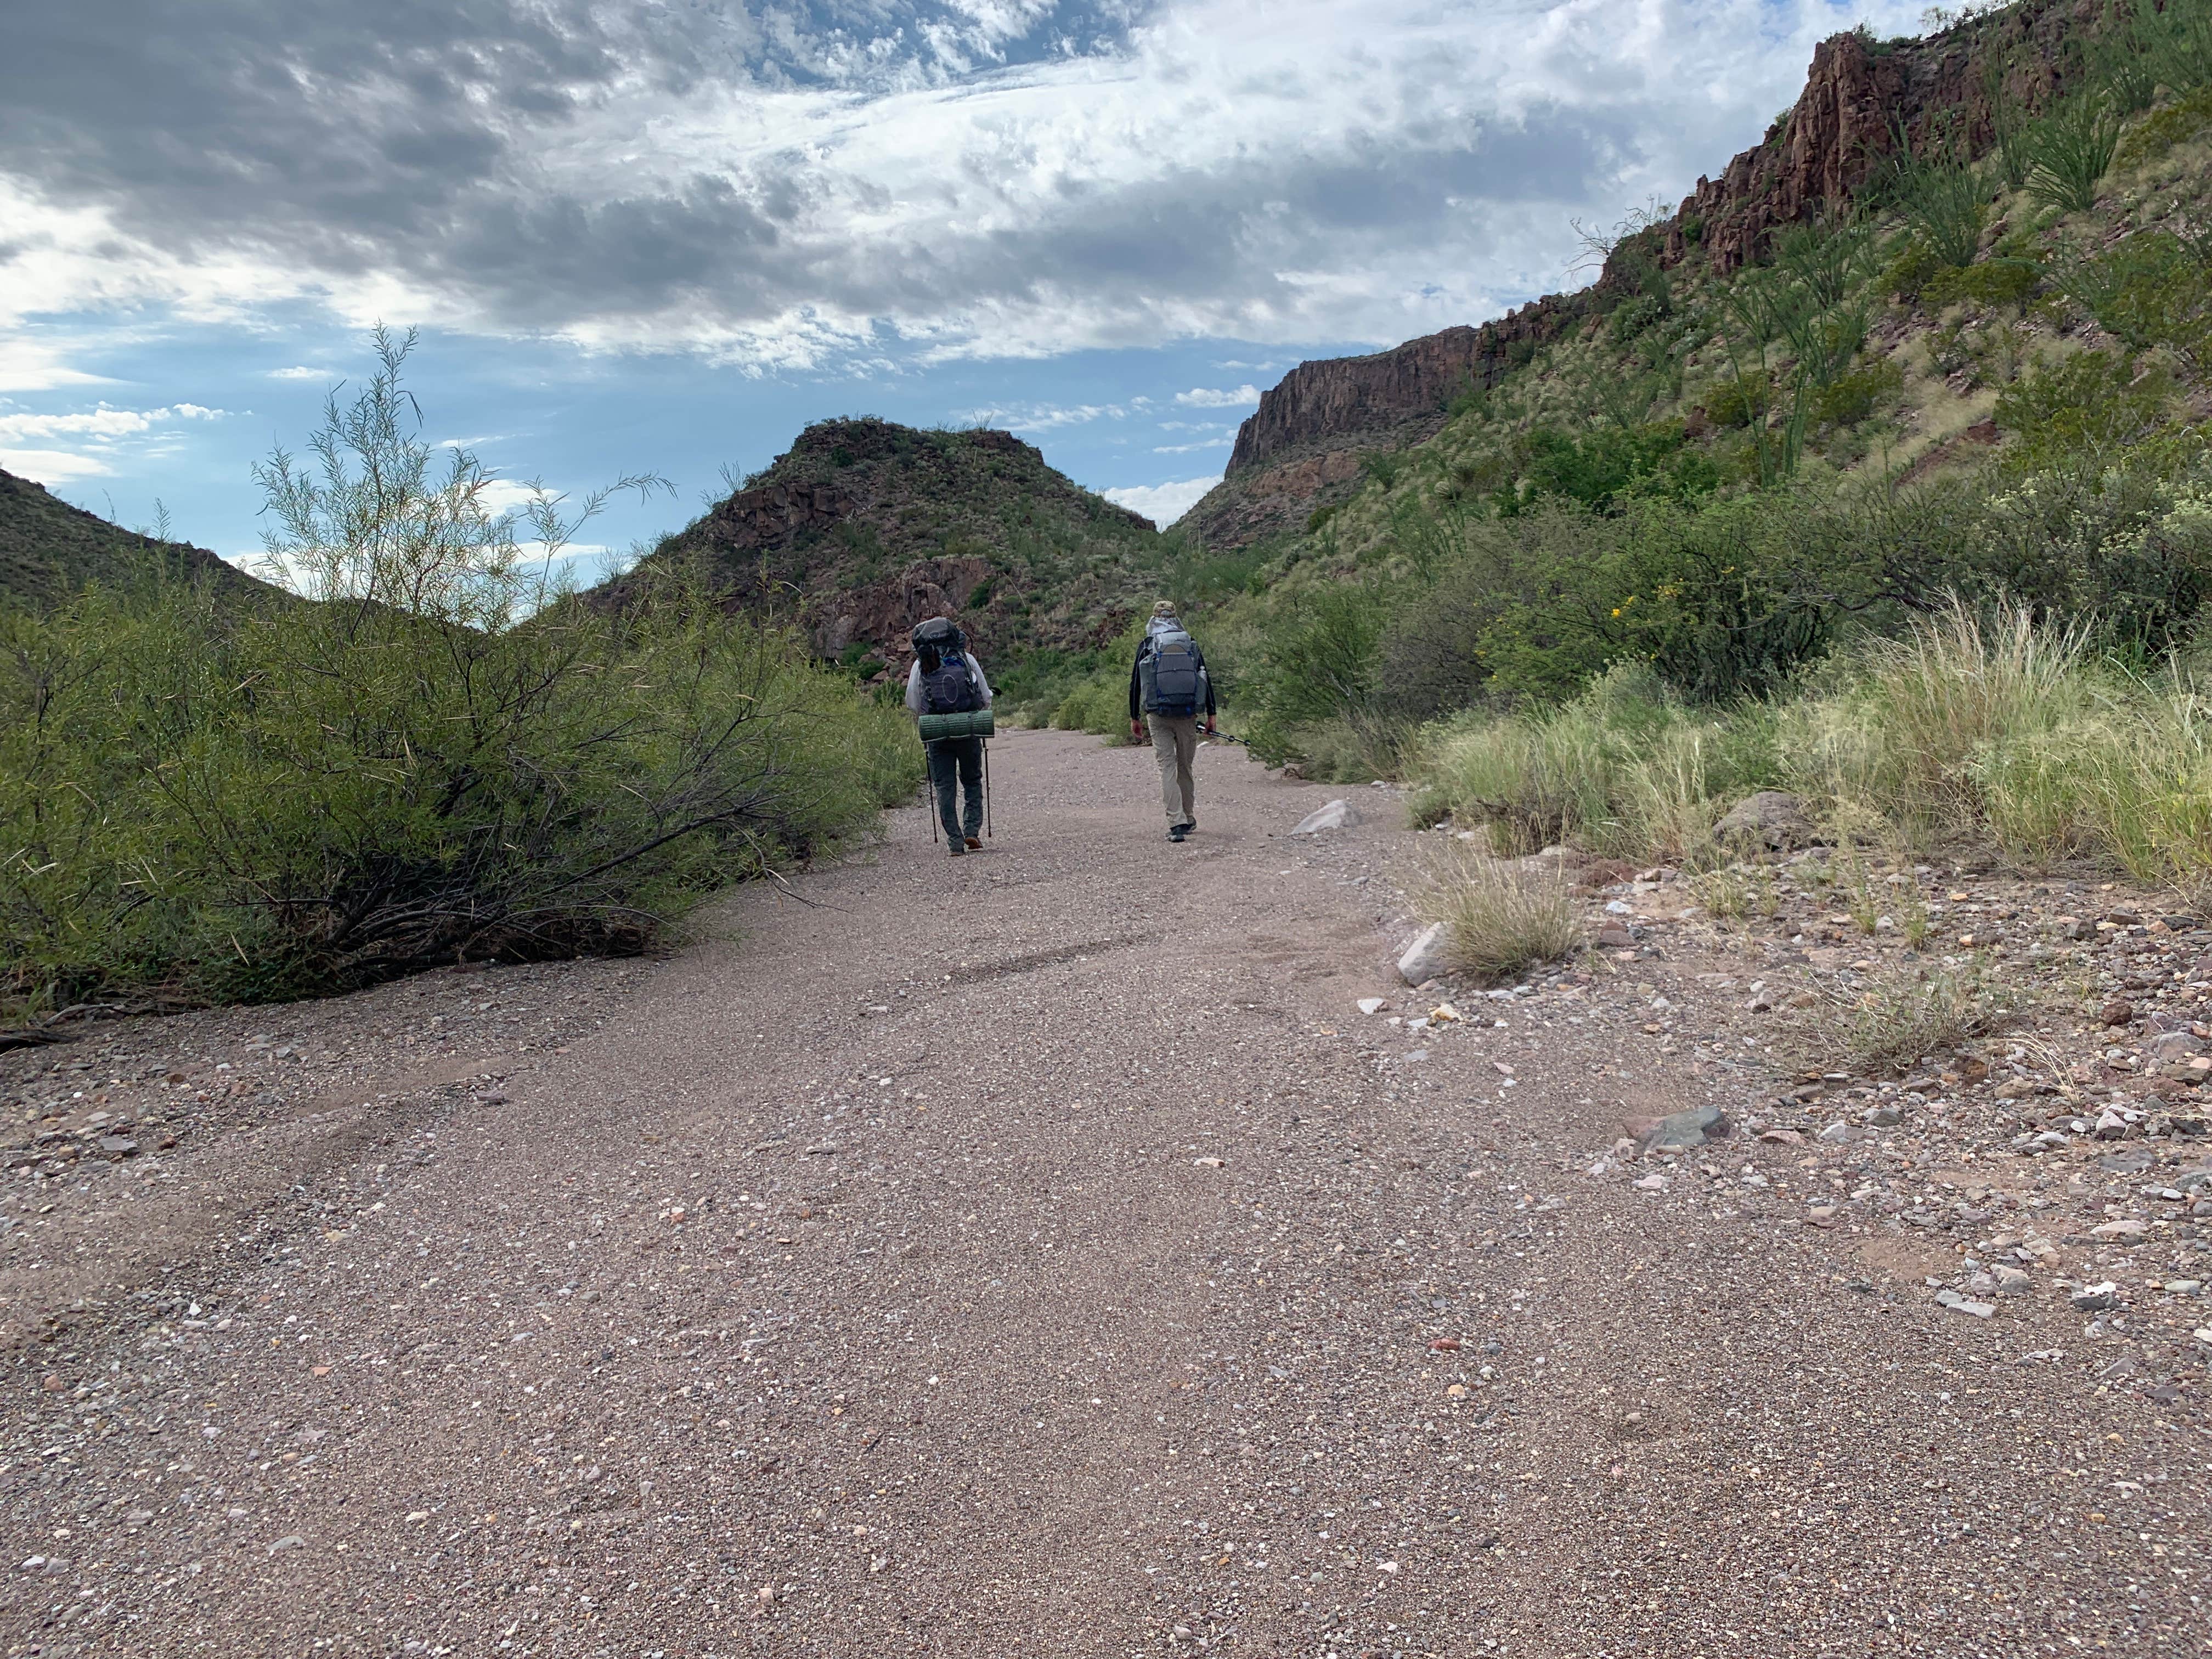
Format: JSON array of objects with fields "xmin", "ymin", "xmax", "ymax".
[
  {"xmin": 1670, "ymin": 1, "xmax": 2086, "ymax": 276},
  {"xmin": 1227, "ymin": 296, "xmax": 1582, "ymax": 477}
]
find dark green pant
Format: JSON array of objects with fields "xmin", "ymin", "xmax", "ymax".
[{"xmin": 927, "ymin": 736, "xmax": 984, "ymax": 842}]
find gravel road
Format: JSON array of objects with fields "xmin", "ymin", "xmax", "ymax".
[{"xmin": 0, "ymin": 729, "xmax": 2201, "ymax": 1656}]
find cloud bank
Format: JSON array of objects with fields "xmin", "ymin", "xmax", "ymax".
[{"xmin": 1, "ymin": 2, "xmax": 1923, "ymax": 372}]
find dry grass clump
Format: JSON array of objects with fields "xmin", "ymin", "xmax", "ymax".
[
  {"xmin": 1783, "ymin": 960, "xmax": 2019, "ymax": 1077},
  {"xmin": 1419, "ymin": 845, "xmax": 1583, "ymax": 983}
]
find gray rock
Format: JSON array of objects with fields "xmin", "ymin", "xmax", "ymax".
[
  {"xmin": 1816, "ymin": 1119, "xmax": 1856, "ymax": 1144},
  {"xmin": 2148, "ymin": 1030, "xmax": 2204, "ymax": 1061},
  {"xmin": 1291, "ymin": 799, "xmax": 1356, "ymax": 836},
  {"xmin": 1633, "ymin": 1105, "xmax": 1730, "ymax": 1153},
  {"xmin": 2070, "ymin": 1281, "xmax": 2120, "ymax": 1311},
  {"xmin": 1397, "ymin": 924, "xmax": 1455, "ymax": 986},
  {"xmin": 1991, "ymin": 1265, "xmax": 2032, "ymax": 1295},
  {"xmin": 1714, "ymin": 791, "xmax": 1814, "ymax": 850},
  {"xmin": 1861, "ymin": 1104, "xmax": 1902, "ymax": 1127},
  {"xmin": 1946, "ymin": 1297, "xmax": 1997, "ymax": 1319}
]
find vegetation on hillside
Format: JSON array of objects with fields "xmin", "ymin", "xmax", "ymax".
[
  {"xmin": 610, "ymin": 415, "xmax": 1176, "ymax": 680},
  {"xmin": 1, "ymin": 332, "xmax": 918, "ymax": 1019},
  {"xmin": 0, "ymin": 466, "xmax": 273, "ymax": 612},
  {"xmin": 1060, "ymin": 2, "xmax": 2212, "ymax": 860}
]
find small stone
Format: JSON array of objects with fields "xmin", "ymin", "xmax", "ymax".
[
  {"xmin": 1633, "ymin": 1173, "xmax": 1667, "ymax": 1192},
  {"xmin": 267, "ymin": 1534, "xmax": 307, "ymax": 1556},
  {"xmin": 1356, "ymin": 998, "xmax": 1387, "ymax": 1016},
  {"xmin": 1597, "ymin": 923, "xmax": 1636, "ymax": 949},
  {"xmin": 2071, "ymin": 1282, "xmax": 2121, "ymax": 1311},
  {"xmin": 1991, "ymin": 1265, "xmax": 2032, "ymax": 1295},
  {"xmin": 803, "ymin": 1143, "xmax": 840, "ymax": 1156},
  {"xmin": 1604, "ymin": 899, "xmax": 1634, "ymax": 916},
  {"xmin": 95, "ymin": 1134, "xmax": 138, "ymax": 1158},
  {"xmin": 2094, "ymin": 1109, "xmax": 2132, "ymax": 1141},
  {"xmin": 2089, "ymin": 1219, "xmax": 2146, "ymax": 1239},
  {"xmin": 1291, "ymin": 799, "xmax": 1356, "ymax": 836},
  {"xmin": 1194, "ymin": 1156, "xmax": 1225, "ymax": 1169},
  {"xmin": 1397, "ymin": 924, "xmax": 1454, "ymax": 986},
  {"xmin": 1861, "ymin": 1104, "xmax": 1901, "ymax": 1127},
  {"xmin": 1817, "ymin": 1120, "xmax": 1856, "ymax": 1144},
  {"xmin": 2101, "ymin": 999, "xmax": 2135, "ymax": 1027},
  {"xmin": 1946, "ymin": 1298, "xmax": 1997, "ymax": 1319}
]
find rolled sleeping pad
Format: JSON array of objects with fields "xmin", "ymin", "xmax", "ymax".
[{"xmin": 918, "ymin": 709, "xmax": 996, "ymax": 742}]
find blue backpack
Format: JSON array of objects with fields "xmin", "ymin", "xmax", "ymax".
[{"xmin": 913, "ymin": 620, "xmax": 981, "ymax": 715}]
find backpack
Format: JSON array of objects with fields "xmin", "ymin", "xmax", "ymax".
[
  {"xmin": 1138, "ymin": 629, "xmax": 1203, "ymax": 716},
  {"xmin": 912, "ymin": 620, "xmax": 981, "ymax": 715}
]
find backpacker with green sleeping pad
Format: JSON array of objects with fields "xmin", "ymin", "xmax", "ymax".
[{"xmin": 917, "ymin": 709, "xmax": 995, "ymax": 742}]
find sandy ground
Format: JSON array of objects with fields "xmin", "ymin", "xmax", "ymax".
[{"xmin": 0, "ymin": 727, "xmax": 2202, "ymax": 1657}]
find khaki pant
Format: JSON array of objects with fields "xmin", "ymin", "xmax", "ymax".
[{"xmin": 1147, "ymin": 713, "xmax": 1199, "ymax": 827}]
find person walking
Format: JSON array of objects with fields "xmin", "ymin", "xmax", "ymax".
[
  {"xmin": 1127, "ymin": 600, "xmax": 1216, "ymax": 843},
  {"xmin": 906, "ymin": 617, "xmax": 994, "ymax": 856}
]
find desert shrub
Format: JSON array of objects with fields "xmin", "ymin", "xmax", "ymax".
[
  {"xmin": 1809, "ymin": 358, "xmax": 1906, "ymax": 426},
  {"xmin": 2024, "ymin": 94, "xmax": 2124, "ymax": 214},
  {"xmin": 1993, "ymin": 351, "xmax": 2175, "ymax": 465},
  {"xmin": 1242, "ymin": 584, "xmax": 1390, "ymax": 762},
  {"xmin": 2055, "ymin": 233, "xmax": 2212, "ymax": 367},
  {"xmin": 1920, "ymin": 256, "xmax": 2042, "ymax": 311},
  {"xmin": 1701, "ymin": 373, "xmax": 1769, "ymax": 429},
  {"xmin": 1878, "ymin": 235, "xmax": 1947, "ymax": 302},
  {"xmin": 2116, "ymin": 84, "xmax": 2212, "ymax": 168},
  {"xmin": 1785, "ymin": 960, "xmax": 2018, "ymax": 1075},
  {"xmin": 1418, "ymin": 844, "xmax": 1582, "ymax": 983},
  {"xmin": 0, "ymin": 335, "xmax": 918, "ymax": 1015}
]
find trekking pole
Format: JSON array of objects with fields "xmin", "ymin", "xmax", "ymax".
[
  {"xmin": 926, "ymin": 741, "xmax": 938, "ymax": 844},
  {"xmin": 983, "ymin": 740, "xmax": 994, "ymax": 839}
]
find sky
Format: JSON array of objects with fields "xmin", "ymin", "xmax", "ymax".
[{"xmin": 0, "ymin": 0, "xmax": 1928, "ymax": 574}]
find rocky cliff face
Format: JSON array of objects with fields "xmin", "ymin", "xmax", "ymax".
[
  {"xmin": 595, "ymin": 418, "xmax": 1161, "ymax": 670},
  {"xmin": 1671, "ymin": 0, "xmax": 2085, "ymax": 275},
  {"xmin": 1189, "ymin": 0, "xmax": 2090, "ymax": 551}
]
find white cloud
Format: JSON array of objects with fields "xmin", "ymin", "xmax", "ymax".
[
  {"xmin": 0, "ymin": 447, "xmax": 117, "ymax": 484},
  {"xmin": 267, "ymin": 365, "xmax": 328, "ymax": 380},
  {"xmin": 0, "ymin": 402, "xmax": 231, "ymax": 484},
  {"xmin": 958, "ymin": 401, "xmax": 1132, "ymax": 431},
  {"xmin": 1104, "ymin": 475, "xmax": 1221, "ymax": 527},
  {"xmin": 0, "ymin": 2, "xmax": 1931, "ymax": 369},
  {"xmin": 1152, "ymin": 438, "xmax": 1231, "ymax": 454},
  {"xmin": 1174, "ymin": 385, "xmax": 1262, "ymax": 408},
  {"xmin": 0, "ymin": 338, "xmax": 115, "ymax": 392}
]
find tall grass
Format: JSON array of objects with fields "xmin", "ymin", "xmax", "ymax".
[
  {"xmin": 1410, "ymin": 601, "xmax": 2212, "ymax": 901},
  {"xmin": 1419, "ymin": 844, "xmax": 1582, "ymax": 983}
]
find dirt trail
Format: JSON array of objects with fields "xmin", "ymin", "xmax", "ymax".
[{"xmin": 0, "ymin": 729, "xmax": 2200, "ymax": 1656}]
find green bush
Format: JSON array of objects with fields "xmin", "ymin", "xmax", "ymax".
[
  {"xmin": 1921, "ymin": 257, "xmax": 2042, "ymax": 311},
  {"xmin": 1993, "ymin": 351, "xmax": 2175, "ymax": 464},
  {"xmin": 1809, "ymin": 358, "xmax": 1906, "ymax": 426},
  {"xmin": 2024, "ymin": 94, "xmax": 2124, "ymax": 215},
  {"xmin": 2116, "ymin": 85, "xmax": 2212, "ymax": 168},
  {"xmin": 0, "ymin": 334, "xmax": 919, "ymax": 1015}
]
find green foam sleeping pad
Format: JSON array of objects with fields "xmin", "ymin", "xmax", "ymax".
[{"xmin": 918, "ymin": 709, "xmax": 995, "ymax": 742}]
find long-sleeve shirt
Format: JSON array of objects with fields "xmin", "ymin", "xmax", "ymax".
[
  {"xmin": 1128, "ymin": 627, "xmax": 1215, "ymax": 721},
  {"xmin": 905, "ymin": 653, "xmax": 994, "ymax": 714}
]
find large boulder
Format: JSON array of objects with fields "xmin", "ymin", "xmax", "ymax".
[
  {"xmin": 1713, "ymin": 791, "xmax": 1814, "ymax": 850},
  {"xmin": 1292, "ymin": 799, "xmax": 1356, "ymax": 835}
]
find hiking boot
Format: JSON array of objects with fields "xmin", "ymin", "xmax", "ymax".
[
  {"xmin": 964, "ymin": 836, "xmax": 983, "ymax": 850},
  {"xmin": 1167, "ymin": 825, "xmax": 1187, "ymax": 843},
  {"xmin": 947, "ymin": 843, "xmax": 966, "ymax": 857}
]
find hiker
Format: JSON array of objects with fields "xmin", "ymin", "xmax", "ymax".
[
  {"xmin": 906, "ymin": 617, "xmax": 994, "ymax": 856},
  {"xmin": 1127, "ymin": 600, "xmax": 1216, "ymax": 843}
]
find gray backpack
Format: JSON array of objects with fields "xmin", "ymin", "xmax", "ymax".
[{"xmin": 1139, "ymin": 629, "xmax": 1203, "ymax": 716}]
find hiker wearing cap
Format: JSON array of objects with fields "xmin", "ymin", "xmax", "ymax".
[
  {"xmin": 1128, "ymin": 600, "xmax": 1216, "ymax": 843},
  {"xmin": 906, "ymin": 617, "xmax": 995, "ymax": 856}
]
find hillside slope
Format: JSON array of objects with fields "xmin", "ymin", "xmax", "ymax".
[
  {"xmin": 1185, "ymin": 0, "xmax": 2097, "ymax": 551},
  {"xmin": 600, "ymin": 417, "xmax": 1169, "ymax": 674},
  {"xmin": 0, "ymin": 466, "xmax": 269, "ymax": 610}
]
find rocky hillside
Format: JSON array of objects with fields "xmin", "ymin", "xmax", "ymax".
[
  {"xmin": 599, "ymin": 417, "xmax": 1167, "ymax": 674},
  {"xmin": 0, "ymin": 467, "xmax": 268, "ymax": 611},
  {"xmin": 1186, "ymin": 0, "xmax": 2097, "ymax": 551}
]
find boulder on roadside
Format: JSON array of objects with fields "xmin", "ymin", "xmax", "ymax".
[
  {"xmin": 1292, "ymin": 799, "xmax": 1356, "ymax": 836},
  {"xmin": 1397, "ymin": 924, "xmax": 1455, "ymax": 986},
  {"xmin": 1713, "ymin": 791, "xmax": 1814, "ymax": 850}
]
